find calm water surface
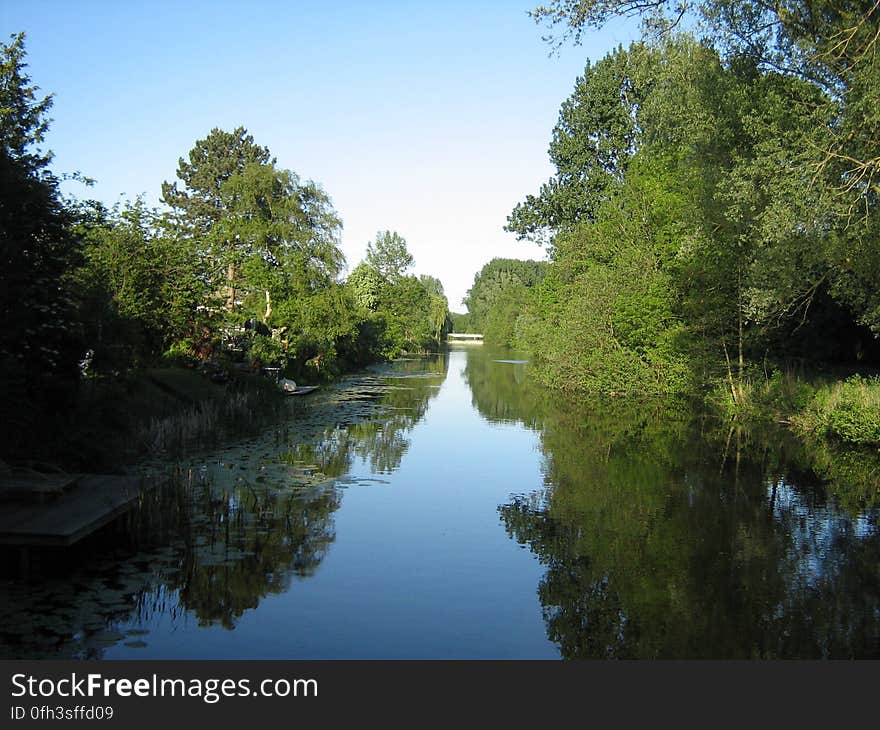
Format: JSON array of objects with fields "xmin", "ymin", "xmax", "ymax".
[{"xmin": 2, "ymin": 345, "xmax": 879, "ymax": 658}]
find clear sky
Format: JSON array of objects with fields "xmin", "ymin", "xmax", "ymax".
[{"xmin": 4, "ymin": 0, "xmax": 638, "ymax": 310}]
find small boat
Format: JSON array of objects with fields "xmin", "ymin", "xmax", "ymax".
[
  {"xmin": 285, "ymin": 385, "xmax": 319, "ymax": 396},
  {"xmin": 277, "ymin": 377, "xmax": 319, "ymax": 396}
]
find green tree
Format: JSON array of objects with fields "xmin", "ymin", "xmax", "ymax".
[
  {"xmin": 347, "ymin": 261, "xmax": 384, "ymax": 311},
  {"xmin": 0, "ymin": 33, "xmax": 82, "ymax": 452},
  {"xmin": 162, "ymin": 128, "xmax": 348, "ymax": 374},
  {"xmin": 347, "ymin": 236, "xmax": 448, "ymax": 358},
  {"xmin": 365, "ymin": 230, "xmax": 413, "ymax": 280},
  {"xmin": 162, "ymin": 127, "xmax": 273, "ymax": 311},
  {"xmin": 420, "ymin": 275, "xmax": 452, "ymax": 343},
  {"xmin": 0, "ymin": 32, "xmax": 52, "ymax": 175},
  {"xmin": 70, "ymin": 198, "xmax": 208, "ymax": 369},
  {"xmin": 463, "ymin": 258, "xmax": 547, "ymax": 336},
  {"xmin": 506, "ymin": 46, "xmax": 642, "ymax": 242}
]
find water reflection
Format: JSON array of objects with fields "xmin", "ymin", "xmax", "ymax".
[
  {"xmin": 485, "ymin": 378, "xmax": 880, "ymax": 658},
  {"xmin": 0, "ymin": 354, "xmax": 447, "ymax": 658},
  {"xmin": 3, "ymin": 346, "xmax": 877, "ymax": 658}
]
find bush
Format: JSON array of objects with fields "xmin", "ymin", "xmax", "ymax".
[
  {"xmin": 707, "ymin": 368, "xmax": 815, "ymax": 421},
  {"xmin": 797, "ymin": 375, "xmax": 880, "ymax": 446}
]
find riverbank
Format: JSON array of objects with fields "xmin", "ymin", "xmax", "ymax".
[
  {"xmin": 16, "ymin": 367, "xmax": 285, "ymax": 472},
  {"xmin": 709, "ymin": 370, "xmax": 880, "ymax": 447}
]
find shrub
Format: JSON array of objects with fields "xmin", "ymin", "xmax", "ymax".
[{"xmin": 797, "ymin": 375, "xmax": 880, "ymax": 446}]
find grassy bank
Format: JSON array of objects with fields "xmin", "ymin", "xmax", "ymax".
[
  {"xmin": 710, "ymin": 370, "xmax": 880, "ymax": 448},
  {"xmin": 39, "ymin": 368, "xmax": 285, "ymax": 471}
]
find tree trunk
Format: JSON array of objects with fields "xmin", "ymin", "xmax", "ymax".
[
  {"xmin": 226, "ymin": 261, "xmax": 236, "ymax": 311},
  {"xmin": 737, "ymin": 270, "xmax": 744, "ymax": 404},
  {"xmin": 722, "ymin": 340, "xmax": 738, "ymax": 406}
]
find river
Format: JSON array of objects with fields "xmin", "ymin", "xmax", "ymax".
[{"xmin": 2, "ymin": 344, "xmax": 879, "ymax": 658}]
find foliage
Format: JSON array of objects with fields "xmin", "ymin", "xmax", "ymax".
[
  {"xmin": 69, "ymin": 198, "xmax": 209, "ymax": 370},
  {"xmin": 0, "ymin": 38, "xmax": 453, "ymax": 463},
  {"xmin": 508, "ymin": 23, "xmax": 880, "ymax": 396},
  {"xmin": 0, "ymin": 32, "xmax": 52, "ymax": 175},
  {"xmin": 506, "ymin": 45, "xmax": 642, "ymax": 242},
  {"xmin": 0, "ymin": 33, "xmax": 82, "ymax": 456},
  {"xmin": 365, "ymin": 229, "xmax": 413, "ymax": 280},
  {"xmin": 462, "ymin": 258, "xmax": 547, "ymax": 342},
  {"xmin": 795, "ymin": 375, "xmax": 880, "ymax": 446},
  {"xmin": 346, "ymin": 232, "xmax": 450, "ymax": 358},
  {"xmin": 450, "ymin": 312, "xmax": 474, "ymax": 333}
]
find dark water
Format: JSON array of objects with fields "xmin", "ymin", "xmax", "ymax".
[{"xmin": 2, "ymin": 345, "xmax": 879, "ymax": 658}]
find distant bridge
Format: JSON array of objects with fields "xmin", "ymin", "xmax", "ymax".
[{"xmin": 446, "ymin": 333, "xmax": 483, "ymax": 341}]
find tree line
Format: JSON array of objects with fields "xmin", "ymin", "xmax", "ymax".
[
  {"xmin": 469, "ymin": 1, "xmax": 880, "ymax": 405},
  {"xmin": 1, "ymin": 32, "xmax": 450, "ymax": 456}
]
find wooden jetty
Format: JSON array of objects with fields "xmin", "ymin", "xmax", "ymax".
[{"xmin": 0, "ymin": 473, "xmax": 145, "ymax": 548}]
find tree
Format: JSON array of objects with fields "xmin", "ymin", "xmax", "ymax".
[
  {"xmin": 506, "ymin": 46, "xmax": 642, "ymax": 242},
  {"xmin": 162, "ymin": 127, "xmax": 273, "ymax": 311},
  {"xmin": 0, "ymin": 33, "xmax": 82, "ymax": 451},
  {"xmin": 420, "ymin": 276, "xmax": 452, "ymax": 343},
  {"xmin": 0, "ymin": 33, "xmax": 53, "ymax": 175},
  {"xmin": 163, "ymin": 128, "xmax": 343, "ymax": 330},
  {"xmin": 216, "ymin": 161, "xmax": 343, "ymax": 319},
  {"xmin": 365, "ymin": 230, "xmax": 413, "ymax": 280},
  {"xmin": 463, "ymin": 258, "xmax": 547, "ymax": 334},
  {"xmin": 531, "ymin": 1, "xmax": 880, "ymax": 219},
  {"xmin": 70, "ymin": 198, "xmax": 208, "ymax": 368}
]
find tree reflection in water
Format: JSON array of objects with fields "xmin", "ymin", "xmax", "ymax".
[
  {"xmin": 467, "ymin": 349, "xmax": 880, "ymax": 658},
  {"xmin": 0, "ymin": 354, "xmax": 448, "ymax": 656}
]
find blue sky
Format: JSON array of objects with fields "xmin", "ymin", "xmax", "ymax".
[{"xmin": 5, "ymin": 0, "xmax": 638, "ymax": 309}]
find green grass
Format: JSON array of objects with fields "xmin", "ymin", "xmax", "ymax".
[
  {"xmin": 709, "ymin": 369, "xmax": 880, "ymax": 448},
  {"xmin": 794, "ymin": 375, "xmax": 880, "ymax": 446}
]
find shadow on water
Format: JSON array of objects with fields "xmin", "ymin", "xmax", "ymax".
[
  {"xmin": 0, "ymin": 354, "xmax": 448, "ymax": 658},
  {"xmin": 467, "ymin": 349, "xmax": 880, "ymax": 658}
]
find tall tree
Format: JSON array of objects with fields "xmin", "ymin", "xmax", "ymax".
[
  {"xmin": 365, "ymin": 230, "xmax": 414, "ymax": 281},
  {"xmin": 162, "ymin": 127, "xmax": 273, "ymax": 311},
  {"xmin": 506, "ymin": 46, "xmax": 642, "ymax": 242},
  {"xmin": 163, "ymin": 129, "xmax": 343, "ymax": 320},
  {"xmin": 0, "ymin": 32, "xmax": 52, "ymax": 175},
  {"xmin": 0, "ymin": 33, "xmax": 82, "ymax": 451}
]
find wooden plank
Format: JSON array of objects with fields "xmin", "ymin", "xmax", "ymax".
[
  {"xmin": 0, "ymin": 474, "xmax": 80, "ymax": 498},
  {"xmin": 0, "ymin": 474, "xmax": 144, "ymax": 547}
]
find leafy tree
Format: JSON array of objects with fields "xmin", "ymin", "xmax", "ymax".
[
  {"xmin": 0, "ymin": 33, "xmax": 82, "ymax": 452},
  {"xmin": 70, "ymin": 198, "xmax": 208, "ymax": 369},
  {"xmin": 509, "ymin": 25, "xmax": 880, "ymax": 395},
  {"xmin": 506, "ymin": 46, "xmax": 642, "ymax": 242},
  {"xmin": 420, "ymin": 276, "xmax": 453, "ymax": 343},
  {"xmin": 365, "ymin": 230, "xmax": 413, "ymax": 280},
  {"xmin": 162, "ymin": 127, "xmax": 273, "ymax": 311},
  {"xmin": 463, "ymin": 258, "xmax": 547, "ymax": 337},
  {"xmin": 347, "ymin": 261, "xmax": 384, "ymax": 311},
  {"xmin": 531, "ymin": 0, "xmax": 880, "ymax": 227},
  {"xmin": 217, "ymin": 161, "xmax": 343, "ymax": 321},
  {"xmin": 347, "ymin": 234, "xmax": 448, "ymax": 358},
  {"xmin": 162, "ymin": 128, "xmax": 349, "ymax": 375},
  {"xmin": 162, "ymin": 126, "xmax": 272, "ymax": 232}
]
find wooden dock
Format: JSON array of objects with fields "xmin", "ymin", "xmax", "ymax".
[{"xmin": 0, "ymin": 474, "xmax": 144, "ymax": 547}]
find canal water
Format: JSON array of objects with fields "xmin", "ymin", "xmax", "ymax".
[{"xmin": 2, "ymin": 345, "xmax": 879, "ymax": 658}]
